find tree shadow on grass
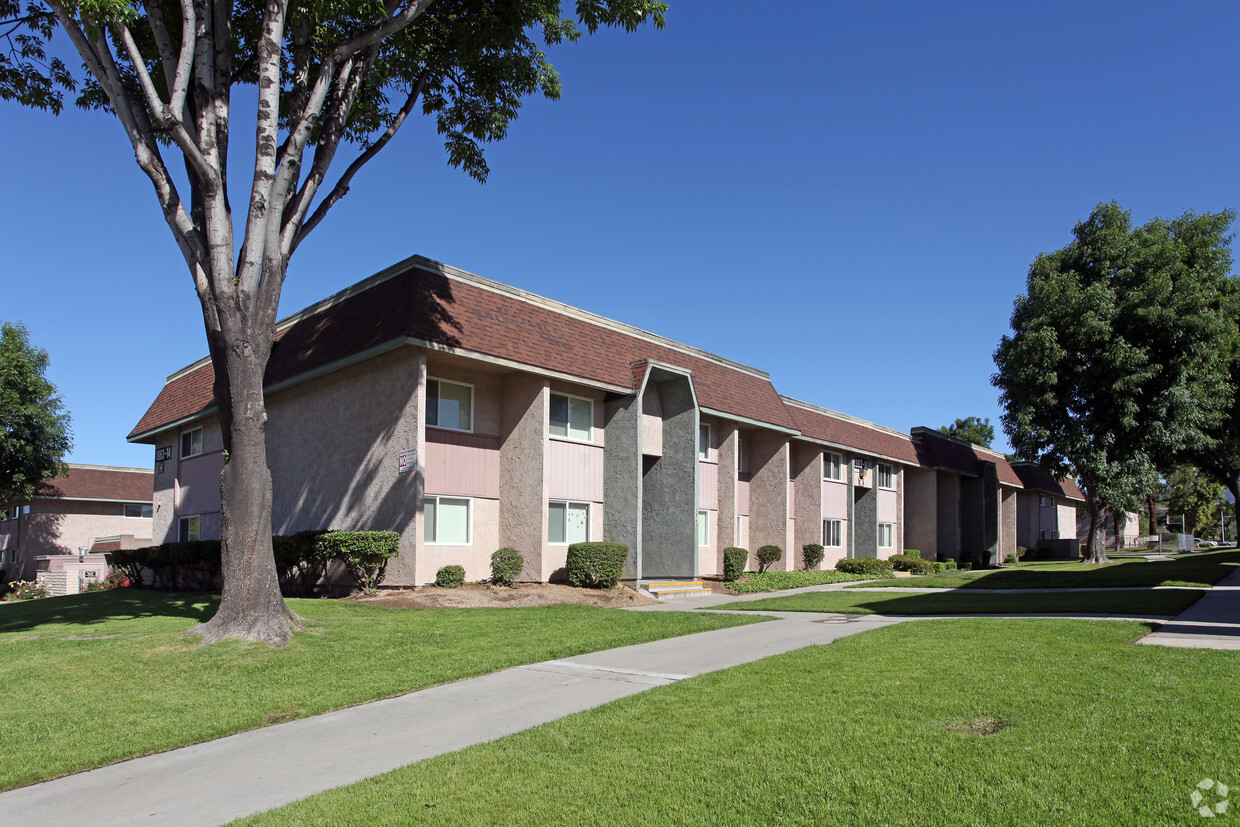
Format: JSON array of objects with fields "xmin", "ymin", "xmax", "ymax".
[
  {"xmin": 843, "ymin": 589, "xmax": 1204, "ymax": 617},
  {"xmin": 955, "ymin": 550, "xmax": 1240, "ymax": 590},
  {"xmin": 0, "ymin": 590, "xmax": 217, "ymax": 633}
]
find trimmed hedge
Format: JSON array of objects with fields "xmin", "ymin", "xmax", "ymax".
[
  {"xmin": 273, "ymin": 529, "xmax": 329, "ymax": 596},
  {"xmin": 834, "ymin": 557, "xmax": 895, "ymax": 577},
  {"xmin": 801, "ymin": 543, "xmax": 825, "ymax": 571},
  {"xmin": 903, "ymin": 549, "xmax": 922, "ymax": 559},
  {"xmin": 727, "ymin": 570, "xmax": 878, "ymax": 593},
  {"xmin": 756, "ymin": 545, "xmax": 782, "ymax": 573},
  {"xmin": 722, "ymin": 547, "xmax": 748, "ymax": 582},
  {"xmin": 889, "ymin": 554, "xmax": 934, "ymax": 575},
  {"xmin": 434, "ymin": 565, "xmax": 466, "ymax": 588},
  {"xmin": 931, "ymin": 559, "xmax": 958, "ymax": 573},
  {"xmin": 490, "ymin": 548, "xmax": 524, "ymax": 587},
  {"xmin": 566, "ymin": 542, "xmax": 630, "ymax": 588},
  {"xmin": 315, "ymin": 531, "xmax": 400, "ymax": 594}
]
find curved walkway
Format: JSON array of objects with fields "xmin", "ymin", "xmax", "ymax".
[{"xmin": 0, "ymin": 573, "xmax": 1231, "ymax": 826}]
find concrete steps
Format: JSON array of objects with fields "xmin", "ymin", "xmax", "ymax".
[{"xmin": 639, "ymin": 580, "xmax": 713, "ymax": 600}]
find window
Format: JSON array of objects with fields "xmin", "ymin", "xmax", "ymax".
[
  {"xmin": 180, "ymin": 427, "xmax": 203, "ymax": 459},
  {"xmin": 878, "ymin": 522, "xmax": 894, "ymax": 549},
  {"xmin": 1040, "ymin": 495, "xmax": 1056, "ymax": 508},
  {"xmin": 737, "ymin": 435, "xmax": 750, "ymax": 474},
  {"xmin": 877, "ymin": 463, "xmax": 895, "ymax": 489},
  {"xmin": 7, "ymin": 549, "xmax": 15, "ymax": 564},
  {"xmin": 124, "ymin": 504, "xmax": 153, "ymax": 519},
  {"xmin": 823, "ymin": 519, "xmax": 842, "ymax": 548},
  {"xmin": 697, "ymin": 510, "xmax": 710, "ymax": 547},
  {"xmin": 549, "ymin": 500, "xmax": 590, "ymax": 545},
  {"xmin": 823, "ymin": 452, "xmax": 843, "ymax": 481},
  {"xmin": 549, "ymin": 393, "xmax": 592, "ymax": 441},
  {"xmin": 698, "ymin": 423, "xmax": 711, "ymax": 460},
  {"xmin": 424, "ymin": 496, "xmax": 471, "ymax": 544},
  {"xmin": 426, "ymin": 379, "xmax": 473, "ymax": 432},
  {"xmin": 178, "ymin": 515, "xmax": 200, "ymax": 542}
]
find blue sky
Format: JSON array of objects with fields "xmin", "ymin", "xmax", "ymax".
[{"xmin": 2, "ymin": 0, "xmax": 1237, "ymax": 468}]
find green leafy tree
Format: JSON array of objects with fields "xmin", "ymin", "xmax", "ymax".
[
  {"xmin": 1160, "ymin": 466, "xmax": 1223, "ymax": 537},
  {"xmin": 5, "ymin": 0, "xmax": 666, "ymax": 644},
  {"xmin": 938, "ymin": 416, "xmax": 995, "ymax": 448},
  {"xmin": 0, "ymin": 322, "xmax": 71, "ymax": 506},
  {"xmin": 993, "ymin": 202, "xmax": 1235, "ymax": 564}
]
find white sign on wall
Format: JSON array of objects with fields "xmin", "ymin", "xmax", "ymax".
[{"xmin": 398, "ymin": 448, "xmax": 417, "ymax": 474}]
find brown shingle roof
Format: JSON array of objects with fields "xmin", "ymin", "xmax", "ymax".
[
  {"xmin": 130, "ymin": 259, "xmax": 797, "ymax": 439},
  {"xmin": 910, "ymin": 428, "xmax": 1024, "ymax": 488},
  {"xmin": 1011, "ymin": 463, "xmax": 1085, "ymax": 502},
  {"xmin": 35, "ymin": 466, "xmax": 153, "ymax": 502},
  {"xmin": 784, "ymin": 400, "xmax": 921, "ymax": 465}
]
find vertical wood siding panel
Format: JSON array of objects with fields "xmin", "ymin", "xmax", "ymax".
[
  {"xmin": 738, "ymin": 479, "xmax": 750, "ymax": 516},
  {"xmin": 548, "ymin": 440, "xmax": 605, "ymax": 502},
  {"xmin": 877, "ymin": 489, "xmax": 898, "ymax": 522},
  {"xmin": 699, "ymin": 462, "xmax": 718, "ymax": 510},
  {"xmin": 822, "ymin": 481, "xmax": 848, "ymax": 519},
  {"xmin": 179, "ymin": 452, "xmax": 226, "ymax": 514},
  {"xmin": 425, "ymin": 430, "xmax": 500, "ymax": 498}
]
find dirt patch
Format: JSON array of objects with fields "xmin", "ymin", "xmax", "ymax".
[
  {"xmin": 945, "ymin": 716, "xmax": 1007, "ymax": 736},
  {"xmin": 350, "ymin": 582, "xmax": 660, "ymax": 610}
]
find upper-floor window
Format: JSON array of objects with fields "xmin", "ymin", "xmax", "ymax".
[
  {"xmin": 124, "ymin": 504, "xmax": 153, "ymax": 519},
  {"xmin": 1040, "ymin": 495, "xmax": 1056, "ymax": 508},
  {"xmin": 549, "ymin": 393, "xmax": 592, "ymax": 442},
  {"xmin": 823, "ymin": 452, "xmax": 844, "ymax": 482},
  {"xmin": 737, "ymin": 435, "xmax": 750, "ymax": 474},
  {"xmin": 180, "ymin": 427, "xmax": 203, "ymax": 459},
  {"xmin": 698, "ymin": 423, "xmax": 711, "ymax": 461},
  {"xmin": 427, "ymin": 378, "xmax": 473, "ymax": 432},
  {"xmin": 877, "ymin": 463, "xmax": 895, "ymax": 489}
]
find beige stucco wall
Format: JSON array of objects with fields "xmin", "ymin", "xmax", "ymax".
[
  {"xmin": 903, "ymin": 466, "xmax": 937, "ymax": 560},
  {"xmin": 792, "ymin": 443, "xmax": 825, "ymax": 568},
  {"xmin": 748, "ymin": 430, "xmax": 790, "ymax": 572},
  {"xmin": 499, "ymin": 374, "xmax": 549, "ymax": 581},
  {"xmin": 715, "ymin": 421, "xmax": 739, "ymax": 570},
  {"xmin": 1001, "ymin": 487, "xmax": 1017, "ymax": 561},
  {"xmin": 9, "ymin": 501, "xmax": 152, "ymax": 581},
  {"xmin": 422, "ymin": 496, "xmax": 500, "ymax": 583}
]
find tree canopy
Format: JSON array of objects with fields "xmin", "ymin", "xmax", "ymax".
[
  {"xmin": 4, "ymin": 0, "xmax": 666, "ymax": 644},
  {"xmin": 0, "ymin": 322, "xmax": 71, "ymax": 506},
  {"xmin": 1160, "ymin": 465, "xmax": 1223, "ymax": 538},
  {"xmin": 938, "ymin": 416, "xmax": 994, "ymax": 448},
  {"xmin": 993, "ymin": 201, "xmax": 1236, "ymax": 563}
]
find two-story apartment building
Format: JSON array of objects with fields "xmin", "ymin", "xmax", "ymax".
[{"xmin": 128, "ymin": 256, "xmax": 1077, "ymax": 586}]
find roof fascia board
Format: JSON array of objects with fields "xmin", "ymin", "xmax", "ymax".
[
  {"xmin": 700, "ymin": 407, "xmax": 800, "ymax": 437},
  {"xmin": 413, "ymin": 339, "xmax": 631, "ymax": 394},
  {"xmin": 32, "ymin": 497, "xmax": 153, "ymax": 504},
  {"xmin": 790, "ymin": 434, "xmax": 918, "ymax": 468}
]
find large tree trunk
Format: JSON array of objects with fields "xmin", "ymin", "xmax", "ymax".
[
  {"xmin": 1082, "ymin": 494, "xmax": 1110, "ymax": 564},
  {"xmin": 187, "ymin": 301, "xmax": 301, "ymax": 646},
  {"xmin": 1147, "ymin": 492, "xmax": 1157, "ymax": 542}
]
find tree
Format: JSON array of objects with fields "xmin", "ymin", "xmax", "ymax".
[
  {"xmin": 1160, "ymin": 466, "xmax": 1223, "ymax": 537},
  {"xmin": 993, "ymin": 202, "xmax": 1235, "ymax": 564},
  {"xmin": 0, "ymin": 322, "xmax": 71, "ymax": 506},
  {"xmin": 8, "ymin": 0, "xmax": 666, "ymax": 645},
  {"xmin": 938, "ymin": 416, "xmax": 995, "ymax": 448}
]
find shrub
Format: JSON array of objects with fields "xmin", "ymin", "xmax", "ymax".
[
  {"xmin": 434, "ymin": 564, "xmax": 466, "ymax": 588},
  {"xmin": 801, "ymin": 543, "xmax": 825, "ymax": 570},
  {"xmin": 316, "ymin": 530, "xmax": 400, "ymax": 594},
  {"xmin": 903, "ymin": 549, "xmax": 922, "ymax": 559},
  {"xmin": 756, "ymin": 545, "xmax": 782, "ymax": 573},
  {"xmin": 729, "ymin": 570, "xmax": 879, "ymax": 593},
  {"xmin": 490, "ymin": 548, "xmax": 524, "ymax": 587},
  {"xmin": 835, "ymin": 557, "xmax": 895, "ymax": 577},
  {"xmin": 889, "ymin": 554, "xmax": 933, "ymax": 575},
  {"xmin": 109, "ymin": 546, "xmax": 152, "ymax": 588},
  {"xmin": 2, "ymin": 580, "xmax": 47, "ymax": 601},
  {"xmin": 931, "ymin": 559, "xmax": 959, "ymax": 573},
  {"xmin": 565, "ymin": 542, "xmax": 630, "ymax": 588},
  {"xmin": 274, "ymin": 529, "xmax": 329, "ymax": 596},
  {"xmin": 960, "ymin": 562, "xmax": 973, "ymax": 571},
  {"xmin": 1006, "ymin": 546, "xmax": 1028, "ymax": 567},
  {"xmin": 722, "ymin": 547, "xmax": 748, "ymax": 582}
]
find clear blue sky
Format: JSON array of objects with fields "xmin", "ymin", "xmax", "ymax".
[{"xmin": 2, "ymin": 0, "xmax": 1237, "ymax": 468}]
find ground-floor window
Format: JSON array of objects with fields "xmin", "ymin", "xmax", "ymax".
[
  {"xmin": 425, "ymin": 496, "xmax": 471, "ymax": 544},
  {"xmin": 878, "ymin": 522, "xmax": 894, "ymax": 549},
  {"xmin": 549, "ymin": 500, "xmax": 590, "ymax": 545},
  {"xmin": 697, "ymin": 510, "xmax": 710, "ymax": 547},
  {"xmin": 178, "ymin": 515, "xmax": 200, "ymax": 542},
  {"xmin": 823, "ymin": 519, "xmax": 842, "ymax": 548}
]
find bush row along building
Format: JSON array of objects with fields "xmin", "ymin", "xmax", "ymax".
[{"xmin": 127, "ymin": 256, "xmax": 1083, "ymax": 587}]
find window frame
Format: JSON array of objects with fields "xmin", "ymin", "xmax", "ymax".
[
  {"xmin": 424, "ymin": 495, "xmax": 473, "ymax": 545},
  {"xmin": 548, "ymin": 392, "xmax": 594, "ymax": 443},
  {"xmin": 548, "ymin": 499, "xmax": 591, "ymax": 546},
  {"xmin": 698, "ymin": 423, "xmax": 711, "ymax": 461},
  {"xmin": 697, "ymin": 510, "xmax": 710, "ymax": 547},
  {"xmin": 823, "ymin": 518, "xmax": 842, "ymax": 548},
  {"xmin": 426, "ymin": 377, "xmax": 475, "ymax": 433},
  {"xmin": 124, "ymin": 504, "xmax": 153, "ymax": 519},
  {"xmin": 878, "ymin": 522, "xmax": 894, "ymax": 549},
  {"xmin": 823, "ymin": 451, "xmax": 844, "ymax": 482},
  {"xmin": 877, "ymin": 463, "xmax": 895, "ymax": 490},
  {"xmin": 180, "ymin": 427, "xmax": 203, "ymax": 460},
  {"xmin": 178, "ymin": 514, "xmax": 201, "ymax": 542}
]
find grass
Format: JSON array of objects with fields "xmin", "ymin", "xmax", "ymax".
[
  {"xmin": 0, "ymin": 590, "xmax": 763, "ymax": 791},
  {"xmin": 701, "ymin": 588, "xmax": 1204, "ymax": 616},
  {"xmin": 725, "ymin": 569, "xmax": 883, "ymax": 593},
  {"xmin": 848, "ymin": 548, "xmax": 1240, "ymax": 590},
  {"xmin": 237, "ymin": 619, "xmax": 1240, "ymax": 825}
]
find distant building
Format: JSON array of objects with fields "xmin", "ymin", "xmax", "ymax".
[{"xmin": 0, "ymin": 465, "xmax": 154, "ymax": 587}]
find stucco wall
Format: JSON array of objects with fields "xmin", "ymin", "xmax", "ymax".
[
  {"xmin": 265, "ymin": 346, "xmax": 422, "ymax": 585},
  {"xmin": 9, "ymin": 501, "xmax": 152, "ymax": 582},
  {"xmin": 748, "ymin": 430, "xmax": 790, "ymax": 571},
  {"xmin": 715, "ymin": 421, "xmax": 738, "ymax": 570},
  {"xmin": 852, "ymin": 475, "xmax": 877, "ymax": 559},
  {"xmin": 903, "ymin": 467, "xmax": 937, "ymax": 560},
  {"xmin": 499, "ymin": 374, "xmax": 549, "ymax": 581},
  {"xmin": 1001, "ymin": 487, "xmax": 1017, "ymax": 562},
  {"xmin": 792, "ymin": 444, "xmax": 825, "ymax": 568},
  {"xmin": 603, "ymin": 393, "xmax": 642, "ymax": 579},
  {"xmin": 640, "ymin": 374, "xmax": 698, "ymax": 579},
  {"xmin": 423, "ymin": 496, "xmax": 500, "ymax": 583}
]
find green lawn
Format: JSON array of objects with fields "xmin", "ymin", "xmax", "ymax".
[
  {"xmin": 850, "ymin": 549, "xmax": 1240, "ymax": 590},
  {"xmin": 726, "ymin": 569, "xmax": 883, "ymax": 593},
  {"xmin": 702, "ymin": 588, "xmax": 1204, "ymax": 616},
  {"xmin": 238, "ymin": 619, "xmax": 1240, "ymax": 826},
  {"xmin": 0, "ymin": 590, "xmax": 762, "ymax": 791}
]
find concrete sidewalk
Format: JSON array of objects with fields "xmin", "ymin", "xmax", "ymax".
[
  {"xmin": 0, "ymin": 611, "xmax": 908, "ymax": 827},
  {"xmin": 1137, "ymin": 567, "xmax": 1240, "ymax": 650}
]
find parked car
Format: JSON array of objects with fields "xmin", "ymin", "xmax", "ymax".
[{"xmin": 1193, "ymin": 538, "xmax": 1218, "ymax": 548}]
